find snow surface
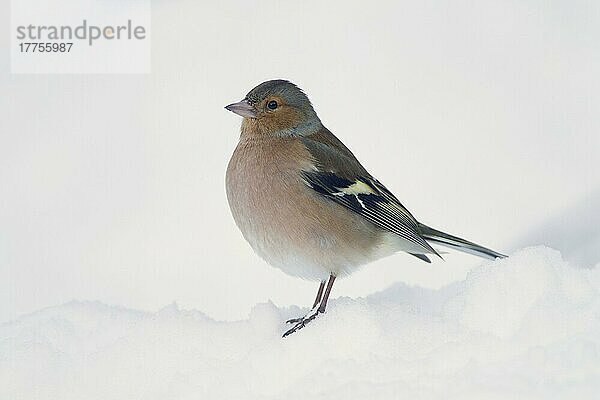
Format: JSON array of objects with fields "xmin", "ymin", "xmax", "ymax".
[{"xmin": 2, "ymin": 246, "xmax": 600, "ymax": 400}]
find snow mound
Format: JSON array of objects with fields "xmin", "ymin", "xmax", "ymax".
[{"xmin": 2, "ymin": 247, "xmax": 600, "ymax": 400}]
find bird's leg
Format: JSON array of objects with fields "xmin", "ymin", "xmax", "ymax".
[
  {"xmin": 283, "ymin": 275, "xmax": 336, "ymax": 337},
  {"xmin": 318, "ymin": 274, "xmax": 336, "ymax": 313},
  {"xmin": 285, "ymin": 280, "xmax": 325, "ymax": 324},
  {"xmin": 312, "ymin": 280, "xmax": 326, "ymax": 309}
]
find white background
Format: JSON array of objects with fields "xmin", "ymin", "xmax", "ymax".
[{"xmin": 1, "ymin": 0, "xmax": 599, "ymax": 323}]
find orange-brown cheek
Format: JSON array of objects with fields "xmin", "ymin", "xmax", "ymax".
[
  {"xmin": 241, "ymin": 108, "xmax": 304, "ymax": 137},
  {"xmin": 267, "ymin": 108, "xmax": 303, "ymax": 132}
]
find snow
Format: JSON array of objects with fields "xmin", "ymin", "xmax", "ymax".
[{"xmin": 3, "ymin": 246, "xmax": 600, "ymax": 399}]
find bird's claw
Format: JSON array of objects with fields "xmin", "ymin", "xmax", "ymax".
[
  {"xmin": 285, "ymin": 316, "xmax": 303, "ymax": 324},
  {"xmin": 283, "ymin": 309, "xmax": 321, "ymax": 337},
  {"xmin": 285, "ymin": 305, "xmax": 319, "ymax": 324}
]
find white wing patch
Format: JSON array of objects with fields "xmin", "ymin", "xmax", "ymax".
[
  {"xmin": 337, "ymin": 180, "xmax": 375, "ymax": 195},
  {"xmin": 332, "ymin": 180, "xmax": 374, "ymax": 209}
]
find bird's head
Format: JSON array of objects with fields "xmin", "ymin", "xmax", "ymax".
[{"xmin": 225, "ymin": 80, "xmax": 321, "ymax": 137}]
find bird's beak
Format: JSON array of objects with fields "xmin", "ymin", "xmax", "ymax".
[{"xmin": 225, "ymin": 99, "xmax": 257, "ymax": 118}]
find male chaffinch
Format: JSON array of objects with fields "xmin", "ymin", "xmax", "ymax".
[{"xmin": 225, "ymin": 80, "xmax": 505, "ymax": 337}]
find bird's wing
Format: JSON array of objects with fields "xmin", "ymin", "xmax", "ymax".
[{"xmin": 300, "ymin": 129, "xmax": 439, "ymax": 256}]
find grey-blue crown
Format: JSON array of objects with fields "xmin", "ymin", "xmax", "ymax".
[{"xmin": 245, "ymin": 80, "xmax": 313, "ymax": 111}]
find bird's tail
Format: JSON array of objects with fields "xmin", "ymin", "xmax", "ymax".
[{"xmin": 419, "ymin": 223, "xmax": 506, "ymax": 260}]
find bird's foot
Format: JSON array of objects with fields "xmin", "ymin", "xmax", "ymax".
[{"xmin": 283, "ymin": 308, "xmax": 321, "ymax": 337}]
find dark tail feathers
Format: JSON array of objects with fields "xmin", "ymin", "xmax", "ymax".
[{"xmin": 419, "ymin": 223, "xmax": 506, "ymax": 260}]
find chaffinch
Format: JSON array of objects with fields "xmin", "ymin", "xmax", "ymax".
[{"xmin": 225, "ymin": 80, "xmax": 505, "ymax": 337}]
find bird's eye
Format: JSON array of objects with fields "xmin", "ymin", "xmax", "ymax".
[{"xmin": 267, "ymin": 100, "xmax": 278, "ymax": 110}]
